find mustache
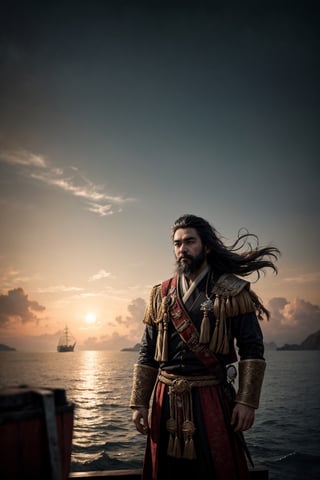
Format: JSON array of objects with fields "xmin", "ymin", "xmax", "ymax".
[{"xmin": 178, "ymin": 254, "xmax": 193, "ymax": 262}]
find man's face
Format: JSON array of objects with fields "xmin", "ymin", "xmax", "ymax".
[{"xmin": 173, "ymin": 227, "xmax": 208, "ymax": 277}]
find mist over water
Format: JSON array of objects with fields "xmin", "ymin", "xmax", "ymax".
[{"xmin": 1, "ymin": 350, "xmax": 319, "ymax": 479}]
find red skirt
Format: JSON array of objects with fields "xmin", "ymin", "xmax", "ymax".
[{"xmin": 142, "ymin": 380, "xmax": 249, "ymax": 480}]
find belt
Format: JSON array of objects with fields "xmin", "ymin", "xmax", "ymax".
[{"xmin": 158, "ymin": 370, "xmax": 224, "ymax": 393}]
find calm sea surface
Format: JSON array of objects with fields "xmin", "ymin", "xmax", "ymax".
[{"xmin": 0, "ymin": 350, "xmax": 319, "ymax": 480}]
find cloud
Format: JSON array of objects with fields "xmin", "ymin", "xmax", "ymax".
[
  {"xmin": 36, "ymin": 285, "xmax": 84, "ymax": 293},
  {"xmin": 65, "ymin": 284, "xmax": 140, "ymax": 303},
  {"xmin": 263, "ymin": 297, "xmax": 320, "ymax": 345},
  {"xmin": 0, "ymin": 267, "xmax": 39, "ymax": 289},
  {"xmin": 0, "ymin": 288, "xmax": 46, "ymax": 327},
  {"xmin": 80, "ymin": 331, "xmax": 132, "ymax": 351},
  {"xmin": 87, "ymin": 203, "xmax": 114, "ymax": 216},
  {"xmin": 88, "ymin": 269, "xmax": 111, "ymax": 282},
  {"xmin": 0, "ymin": 150, "xmax": 47, "ymax": 168},
  {"xmin": 115, "ymin": 297, "xmax": 146, "ymax": 329},
  {"xmin": 0, "ymin": 149, "xmax": 135, "ymax": 216}
]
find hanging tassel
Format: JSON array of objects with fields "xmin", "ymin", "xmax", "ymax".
[
  {"xmin": 167, "ymin": 434, "xmax": 174, "ymax": 456},
  {"xmin": 209, "ymin": 318, "xmax": 219, "ymax": 353},
  {"xmin": 172, "ymin": 434, "xmax": 181, "ymax": 458},
  {"xmin": 215, "ymin": 299, "xmax": 226, "ymax": 352},
  {"xmin": 199, "ymin": 310, "xmax": 211, "ymax": 344},
  {"xmin": 209, "ymin": 296, "xmax": 231, "ymax": 354},
  {"xmin": 209, "ymin": 296, "xmax": 220, "ymax": 353},
  {"xmin": 182, "ymin": 420, "xmax": 196, "ymax": 459},
  {"xmin": 182, "ymin": 390, "xmax": 196, "ymax": 459},
  {"xmin": 154, "ymin": 322, "xmax": 163, "ymax": 361},
  {"xmin": 167, "ymin": 433, "xmax": 174, "ymax": 456},
  {"xmin": 161, "ymin": 313, "xmax": 169, "ymax": 361},
  {"xmin": 225, "ymin": 296, "xmax": 232, "ymax": 317},
  {"xmin": 220, "ymin": 296, "xmax": 226, "ymax": 321},
  {"xmin": 213, "ymin": 294, "xmax": 220, "ymax": 318},
  {"xmin": 188, "ymin": 437, "xmax": 196, "ymax": 459},
  {"xmin": 166, "ymin": 417, "xmax": 177, "ymax": 456},
  {"xmin": 183, "ymin": 437, "xmax": 196, "ymax": 460},
  {"xmin": 229, "ymin": 295, "xmax": 239, "ymax": 316},
  {"xmin": 155, "ymin": 295, "xmax": 172, "ymax": 361},
  {"xmin": 236, "ymin": 289, "xmax": 254, "ymax": 314},
  {"xmin": 215, "ymin": 297, "xmax": 229, "ymax": 354}
]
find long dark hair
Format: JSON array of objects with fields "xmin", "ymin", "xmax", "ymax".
[
  {"xmin": 172, "ymin": 214, "xmax": 281, "ymax": 320},
  {"xmin": 172, "ymin": 214, "xmax": 280, "ymax": 280}
]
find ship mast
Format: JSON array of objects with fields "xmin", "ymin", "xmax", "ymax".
[{"xmin": 63, "ymin": 325, "xmax": 70, "ymax": 343}]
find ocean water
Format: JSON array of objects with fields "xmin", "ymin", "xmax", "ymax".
[{"xmin": 0, "ymin": 349, "xmax": 319, "ymax": 479}]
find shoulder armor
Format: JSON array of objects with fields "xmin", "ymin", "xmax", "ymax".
[
  {"xmin": 212, "ymin": 273, "xmax": 249, "ymax": 297},
  {"xmin": 143, "ymin": 283, "xmax": 162, "ymax": 324},
  {"xmin": 212, "ymin": 274, "xmax": 254, "ymax": 317}
]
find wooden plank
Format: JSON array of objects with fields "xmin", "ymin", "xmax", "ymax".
[
  {"xmin": 69, "ymin": 465, "xmax": 268, "ymax": 479},
  {"xmin": 69, "ymin": 470, "xmax": 142, "ymax": 479}
]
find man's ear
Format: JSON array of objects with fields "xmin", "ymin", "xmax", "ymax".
[{"xmin": 205, "ymin": 245, "xmax": 211, "ymax": 254}]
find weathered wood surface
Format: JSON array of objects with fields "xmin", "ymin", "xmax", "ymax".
[{"xmin": 69, "ymin": 464, "xmax": 269, "ymax": 479}]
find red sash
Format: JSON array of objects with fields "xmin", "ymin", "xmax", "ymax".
[{"xmin": 161, "ymin": 276, "xmax": 220, "ymax": 373}]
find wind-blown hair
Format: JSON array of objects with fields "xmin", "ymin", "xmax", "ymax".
[
  {"xmin": 172, "ymin": 214, "xmax": 281, "ymax": 319},
  {"xmin": 172, "ymin": 214, "xmax": 280, "ymax": 278}
]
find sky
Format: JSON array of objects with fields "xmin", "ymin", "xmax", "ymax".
[{"xmin": 0, "ymin": 0, "xmax": 319, "ymax": 351}]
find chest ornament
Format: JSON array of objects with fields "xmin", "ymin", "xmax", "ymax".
[{"xmin": 154, "ymin": 293, "xmax": 175, "ymax": 362}]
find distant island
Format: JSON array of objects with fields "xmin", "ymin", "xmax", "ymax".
[
  {"xmin": 264, "ymin": 342, "xmax": 278, "ymax": 350},
  {"xmin": 277, "ymin": 330, "xmax": 320, "ymax": 351},
  {"xmin": 121, "ymin": 343, "xmax": 140, "ymax": 352},
  {"xmin": 122, "ymin": 332, "xmax": 320, "ymax": 353},
  {"xmin": 0, "ymin": 343, "xmax": 16, "ymax": 351}
]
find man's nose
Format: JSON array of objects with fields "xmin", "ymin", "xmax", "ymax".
[{"xmin": 179, "ymin": 243, "xmax": 188, "ymax": 254}]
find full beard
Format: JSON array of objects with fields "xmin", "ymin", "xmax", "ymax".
[{"xmin": 176, "ymin": 247, "xmax": 206, "ymax": 277}]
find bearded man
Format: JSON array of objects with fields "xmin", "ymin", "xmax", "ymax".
[{"xmin": 130, "ymin": 214, "xmax": 280, "ymax": 480}]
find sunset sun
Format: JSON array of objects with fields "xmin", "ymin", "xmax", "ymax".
[{"xmin": 85, "ymin": 312, "xmax": 97, "ymax": 325}]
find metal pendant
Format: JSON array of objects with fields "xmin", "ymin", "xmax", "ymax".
[{"xmin": 200, "ymin": 298, "xmax": 214, "ymax": 312}]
